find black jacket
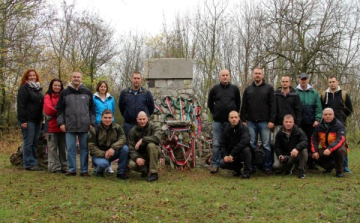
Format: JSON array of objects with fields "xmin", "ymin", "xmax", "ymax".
[
  {"xmin": 321, "ymin": 90, "xmax": 353, "ymax": 125},
  {"xmin": 56, "ymin": 84, "xmax": 95, "ymax": 132},
  {"xmin": 17, "ymin": 84, "xmax": 44, "ymax": 123},
  {"xmin": 275, "ymin": 125, "xmax": 308, "ymax": 157},
  {"xmin": 220, "ymin": 122, "xmax": 251, "ymax": 158},
  {"xmin": 240, "ymin": 80, "xmax": 276, "ymax": 123},
  {"xmin": 208, "ymin": 83, "xmax": 241, "ymax": 123},
  {"xmin": 274, "ymin": 87, "xmax": 302, "ymax": 126}
]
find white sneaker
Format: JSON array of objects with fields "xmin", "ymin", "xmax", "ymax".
[{"xmin": 105, "ymin": 166, "xmax": 114, "ymax": 174}]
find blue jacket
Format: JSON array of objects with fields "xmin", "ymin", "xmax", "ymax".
[
  {"xmin": 118, "ymin": 87, "xmax": 155, "ymax": 124},
  {"xmin": 93, "ymin": 92, "xmax": 116, "ymax": 125}
]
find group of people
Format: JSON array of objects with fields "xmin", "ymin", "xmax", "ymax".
[
  {"xmin": 208, "ymin": 68, "xmax": 353, "ymax": 179},
  {"xmin": 17, "ymin": 69, "xmax": 161, "ymax": 182}
]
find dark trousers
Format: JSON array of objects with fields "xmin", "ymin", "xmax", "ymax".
[
  {"xmin": 219, "ymin": 147, "xmax": 252, "ymax": 174},
  {"xmin": 300, "ymin": 123, "xmax": 315, "ymax": 164},
  {"xmin": 317, "ymin": 146, "xmax": 347, "ymax": 173}
]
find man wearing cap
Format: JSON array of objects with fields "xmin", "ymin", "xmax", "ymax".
[{"xmin": 296, "ymin": 73, "xmax": 322, "ymax": 170}]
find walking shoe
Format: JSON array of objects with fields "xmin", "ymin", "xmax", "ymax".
[
  {"xmin": 105, "ymin": 166, "xmax": 114, "ymax": 174},
  {"xmin": 147, "ymin": 173, "xmax": 158, "ymax": 182},
  {"xmin": 210, "ymin": 166, "xmax": 219, "ymax": 174},
  {"xmin": 336, "ymin": 172, "xmax": 344, "ymax": 178},
  {"xmin": 93, "ymin": 170, "xmax": 104, "ymax": 177},
  {"xmin": 65, "ymin": 171, "xmax": 76, "ymax": 176},
  {"xmin": 25, "ymin": 166, "xmax": 43, "ymax": 171},
  {"xmin": 344, "ymin": 166, "xmax": 352, "ymax": 173},
  {"xmin": 242, "ymin": 174, "xmax": 250, "ymax": 179},
  {"xmin": 116, "ymin": 173, "xmax": 129, "ymax": 180},
  {"xmin": 298, "ymin": 170, "xmax": 306, "ymax": 179},
  {"xmin": 80, "ymin": 172, "xmax": 90, "ymax": 177}
]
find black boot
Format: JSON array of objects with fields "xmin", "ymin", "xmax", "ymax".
[{"xmin": 147, "ymin": 173, "xmax": 158, "ymax": 182}]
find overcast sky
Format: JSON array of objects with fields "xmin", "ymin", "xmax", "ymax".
[{"xmin": 61, "ymin": 0, "xmax": 201, "ymax": 35}]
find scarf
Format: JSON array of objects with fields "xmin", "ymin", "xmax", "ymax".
[{"xmin": 27, "ymin": 81, "xmax": 41, "ymax": 91}]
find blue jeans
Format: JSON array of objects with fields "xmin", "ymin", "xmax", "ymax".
[
  {"xmin": 65, "ymin": 132, "xmax": 89, "ymax": 173},
  {"xmin": 19, "ymin": 121, "xmax": 41, "ymax": 169},
  {"xmin": 247, "ymin": 121, "xmax": 272, "ymax": 170},
  {"xmin": 211, "ymin": 122, "xmax": 228, "ymax": 168},
  {"xmin": 124, "ymin": 123, "xmax": 136, "ymax": 142},
  {"xmin": 92, "ymin": 145, "xmax": 129, "ymax": 174}
]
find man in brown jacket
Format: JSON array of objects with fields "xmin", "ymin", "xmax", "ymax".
[
  {"xmin": 128, "ymin": 111, "xmax": 161, "ymax": 182},
  {"xmin": 88, "ymin": 109, "xmax": 129, "ymax": 179}
]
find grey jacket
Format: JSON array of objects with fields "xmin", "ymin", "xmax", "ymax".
[{"xmin": 56, "ymin": 83, "xmax": 95, "ymax": 132}]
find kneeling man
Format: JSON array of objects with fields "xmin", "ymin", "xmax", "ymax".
[
  {"xmin": 273, "ymin": 114, "xmax": 308, "ymax": 178},
  {"xmin": 129, "ymin": 111, "xmax": 161, "ymax": 182},
  {"xmin": 220, "ymin": 111, "xmax": 252, "ymax": 179},
  {"xmin": 88, "ymin": 109, "xmax": 129, "ymax": 179},
  {"xmin": 311, "ymin": 108, "xmax": 347, "ymax": 177}
]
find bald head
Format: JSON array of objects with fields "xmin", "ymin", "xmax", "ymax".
[
  {"xmin": 136, "ymin": 111, "xmax": 148, "ymax": 128},
  {"xmin": 218, "ymin": 69, "xmax": 231, "ymax": 85},
  {"xmin": 228, "ymin": 111, "xmax": 240, "ymax": 127}
]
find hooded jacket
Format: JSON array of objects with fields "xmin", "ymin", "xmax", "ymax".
[
  {"xmin": 275, "ymin": 125, "xmax": 308, "ymax": 157},
  {"xmin": 93, "ymin": 92, "xmax": 116, "ymax": 125},
  {"xmin": 311, "ymin": 117, "xmax": 346, "ymax": 153},
  {"xmin": 43, "ymin": 93, "xmax": 61, "ymax": 132},
  {"xmin": 208, "ymin": 83, "xmax": 241, "ymax": 123},
  {"xmin": 220, "ymin": 122, "xmax": 251, "ymax": 158},
  {"xmin": 56, "ymin": 83, "xmax": 95, "ymax": 132},
  {"xmin": 241, "ymin": 80, "xmax": 276, "ymax": 123},
  {"xmin": 274, "ymin": 86, "xmax": 302, "ymax": 126},
  {"xmin": 296, "ymin": 84, "xmax": 323, "ymax": 125},
  {"xmin": 17, "ymin": 83, "xmax": 44, "ymax": 123},
  {"xmin": 321, "ymin": 86, "xmax": 353, "ymax": 125}
]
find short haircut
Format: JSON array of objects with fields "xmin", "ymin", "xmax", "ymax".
[
  {"xmin": 283, "ymin": 114, "xmax": 294, "ymax": 121},
  {"xmin": 96, "ymin": 81, "xmax": 108, "ymax": 94},
  {"xmin": 281, "ymin": 75, "xmax": 291, "ymax": 81},
  {"xmin": 328, "ymin": 76, "xmax": 338, "ymax": 80},
  {"xmin": 323, "ymin": 107, "xmax": 334, "ymax": 114},
  {"xmin": 228, "ymin": 110, "xmax": 240, "ymax": 118},
  {"xmin": 132, "ymin": 71, "xmax": 142, "ymax": 77},
  {"xmin": 101, "ymin": 109, "xmax": 113, "ymax": 116},
  {"xmin": 218, "ymin": 69, "xmax": 230, "ymax": 76}
]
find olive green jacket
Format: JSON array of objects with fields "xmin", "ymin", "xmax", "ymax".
[
  {"xmin": 128, "ymin": 122, "xmax": 161, "ymax": 160},
  {"xmin": 88, "ymin": 123, "xmax": 126, "ymax": 157}
]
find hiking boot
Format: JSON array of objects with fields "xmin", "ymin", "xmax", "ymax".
[
  {"xmin": 65, "ymin": 171, "xmax": 76, "ymax": 176},
  {"xmin": 147, "ymin": 173, "xmax": 158, "ymax": 182},
  {"xmin": 336, "ymin": 172, "xmax": 344, "ymax": 178},
  {"xmin": 80, "ymin": 172, "xmax": 90, "ymax": 177},
  {"xmin": 105, "ymin": 166, "xmax": 114, "ymax": 174},
  {"xmin": 210, "ymin": 166, "xmax": 219, "ymax": 174},
  {"xmin": 242, "ymin": 174, "xmax": 250, "ymax": 179},
  {"xmin": 116, "ymin": 173, "xmax": 129, "ymax": 180},
  {"xmin": 25, "ymin": 165, "xmax": 42, "ymax": 171},
  {"xmin": 298, "ymin": 170, "xmax": 306, "ymax": 179},
  {"xmin": 344, "ymin": 166, "xmax": 352, "ymax": 173}
]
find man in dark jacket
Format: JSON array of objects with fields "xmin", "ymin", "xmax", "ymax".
[
  {"xmin": 273, "ymin": 114, "xmax": 308, "ymax": 178},
  {"xmin": 296, "ymin": 73, "xmax": 322, "ymax": 170},
  {"xmin": 220, "ymin": 111, "xmax": 252, "ymax": 179},
  {"xmin": 128, "ymin": 111, "xmax": 161, "ymax": 182},
  {"xmin": 88, "ymin": 109, "xmax": 129, "ymax": 179},
  {"xmin": 208, "ymin": 69, "xmax": 241, "ymax": 173},
  {"xmin": 118, "ymin": 71, "xmax": 155, "ymax": 140},
  {"xmin": 311, "ymin": 108, "xmax": 347, "ymax": 177},
  {"xmin": 57, "ymin": 72, "xmax": 95, "ymax": 177},
  {"xmin": 240, "ymin": 68, "xmax": 276, "ymax": 174},
  {"xmin": 321, "ymin": 76, "xmax": 353, "ymax": 173}
]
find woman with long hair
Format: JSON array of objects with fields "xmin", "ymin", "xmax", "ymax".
[
  {"xmin": 17, "ymin": 69, "xmax": 44, "ymax": 171},
  {"xmin": 93, "ymin": 80, "xmax": 116, "ymax": 173},
  {"xmin": 43, "ymin": 78, "xmax": 67, "ymax": 173}
]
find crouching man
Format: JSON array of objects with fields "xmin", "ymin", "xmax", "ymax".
[
  {"xmin": 128, "ymin": 111, "xmax": 161, "ymax": 182},
  {"xmin": 219, "ymin": 111, "xmax": 252, "ymax": 179},
  {"xmin": 311, "ymin": 108, "xmax": 347, "ymax": 177},
  {"xmin": 273, "ymin": 114, "xmax": 308, "ymax": 178},
  {"xmin": 88, "ymin": 109, "xmax": 129, "ymax": 179}
]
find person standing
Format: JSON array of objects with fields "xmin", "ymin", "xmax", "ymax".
[
  {"xmin": 118, "ymin": 71, "xmax": 155, "ymax": 140},
  {"xmin": 93, "ymin": 80, "xmax": 116, "ymax": 173},
  {"xmin": 43, "ymin": 78, "xmax": 67, "ymax": 173},
  {"xmin": 321, "ymin": 76, "xmax": 353, "ymax": 173},
  {"xmin": 17, "ymin": 69, "xmax": 44, "ymax": 171},
  {"xmin": 208, "ymin": 69, "xmax": 241, "ymax": 173},
  {"xmin": 296, "ymin": 73, "xmax": 322, "ymax": 170},
  {"xmin": 57, "ymin": 71, "xmax": 95, "ymax": 177},
  {"xmin": 240, "ymin": 68, "xmax": 276, "ymax": 174}
]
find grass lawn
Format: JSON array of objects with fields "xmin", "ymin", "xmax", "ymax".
[{"xmin": 0, "ymin": 132, "xmax": 359, "ymax": 223}]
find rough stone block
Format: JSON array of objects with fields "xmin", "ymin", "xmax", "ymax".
[{"xmin": 144, "ymin": 58, "xmax": 193, "ymax": 79}]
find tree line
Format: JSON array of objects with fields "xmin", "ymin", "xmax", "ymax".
[{"xmin": 0, "ymin": 0, "xmax": 359, "ymax": 136}]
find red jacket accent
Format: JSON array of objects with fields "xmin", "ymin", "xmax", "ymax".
[{"xmin": 43, "ymin": 93, "xmax": 61, "ymax": 132}]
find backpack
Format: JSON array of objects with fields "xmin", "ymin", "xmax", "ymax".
[
  {"xmin": 321, "ymin": 90, "xmax": 346, "ymax": 104},
  {"xmin": 10, "ymin": 146, "xmax": 23, "ymax": 166}
]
